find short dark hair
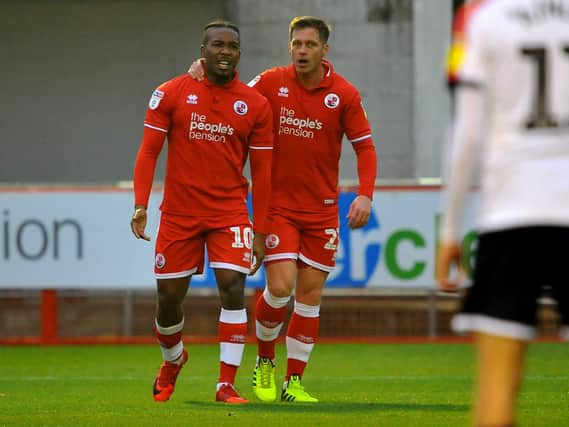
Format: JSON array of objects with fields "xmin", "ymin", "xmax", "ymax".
[
  {"xmin": 289, "ymin": 16, "xmax": 331, "ymax": 43},
  {"xmin": 202, "ymin": 20, "xmax": 240, "ymax": 44}
]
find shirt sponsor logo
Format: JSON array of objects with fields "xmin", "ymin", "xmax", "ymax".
[
  {"xmin": 186, "ymin": 94, "xmax": 198, "ymax": 104},
  {"xmin": 155, "ymin": 253, "xmax": 166, "ymax": 269},
  {"xmin": 278, "ymin": 106, "xmax": 323, "ymax": 139},
  {"xmin": 278, "ymin": 86, "xmax": 289, "ymax": 97},
  {"xmin": 233, "ymin": 100, "xmax": 248, "ymax": 115},
  {"xmin": 324, "ymin": 93, "xmax": 340, "ymax": 109},
  {"xmin": 148, "ymin": 90, "xmax": 164, "ymax": 110},
  {"xmin": 189, "ymin": 112, "xmax": 234, "ymax": 143}
]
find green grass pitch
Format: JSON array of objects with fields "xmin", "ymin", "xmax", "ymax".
[{"xmin": 0, "ymin": 343, "xmax": 567, "ymax": 426}]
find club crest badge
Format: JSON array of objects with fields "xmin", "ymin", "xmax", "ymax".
[
  {"xmin": 324, "ymin": 93, "xmax": 340, "ymax": 109},
  {"xmin": 155, "ymin": 253, "xmax": 166, "ymax": 269},
  {"xmin": 233, "ymin": 100, "xmax": 248, "ymax": 115},
  {"xmin": 265, "ymin": 234, "xmax": 280, "ymax": 249}
]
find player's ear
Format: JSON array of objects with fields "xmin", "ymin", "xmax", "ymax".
[
  {"xmin": 322, "ymin": 43, "xmax": 330, "ymax": 57},
  {"xmin": 200, "ymin": 44, "xmax": 206, "ymax": 57}
]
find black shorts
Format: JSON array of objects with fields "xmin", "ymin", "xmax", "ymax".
[{"xmin": 452, "ymin": 226, "xmax": 569, "ymax": 340}]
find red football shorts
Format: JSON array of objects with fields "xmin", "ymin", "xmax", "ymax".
[
  {"xmin": 154, "ymin": 212, "xmax": 254, "ymax": 278},
  {"xmin": 263, "ymin": 207, "xmax": 339, "ymax": 272}
]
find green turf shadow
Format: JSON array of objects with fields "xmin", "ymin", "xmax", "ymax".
[{"xmin": 182, "ymin": 401, "xmax": 469, "ymax": 413}]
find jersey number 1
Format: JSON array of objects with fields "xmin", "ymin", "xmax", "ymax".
[{"xmin": 521, "ymin": 45, "xmax": 569, "ymax": 129}]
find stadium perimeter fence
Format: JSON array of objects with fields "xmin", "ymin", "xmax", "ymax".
[{"xmin": 0, "ymin": 181, "xmax": 562, "ymax": 344}]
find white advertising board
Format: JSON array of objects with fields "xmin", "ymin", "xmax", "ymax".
[{"xmin": 0, "ymin": 188, "xmax": 477, "ymax": 289}]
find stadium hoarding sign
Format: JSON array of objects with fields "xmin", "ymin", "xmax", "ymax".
[
  {"xmin": 327, "ymin": 190, "xmax": 477, "ymax": 288},
  {"xmin": 0, "ymin": 188, "xmax": 476, "ymax": 289}
]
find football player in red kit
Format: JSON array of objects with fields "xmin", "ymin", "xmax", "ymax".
[
  {"xmin": 189, "ymin": 15, "xmax": 377, "ymax": 403},
  {"xmin": 249, "ymin": 16, "xmax": 376, "ymax": 403},
  {"xmin": 131, "ymin": 21, "xmax": 273, "ymax": 404}
]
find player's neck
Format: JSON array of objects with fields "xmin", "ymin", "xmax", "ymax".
[
  {"xmin": 297, "ymin": 65, "xmax": 324, "ymax": 90},
  {"xmin": 206, "ymin": 71, "xmax": 234, "ymax": 86}
]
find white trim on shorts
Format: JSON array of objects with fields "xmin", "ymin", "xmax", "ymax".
[
  {"xmin": 210, "ymin": 262, "xmax": 250, "ymax": 275},
  {"xmin": 264, "ymin": 253, "xmax": 298, "ymax": 262},
  {"xmin": 155, "ymin": 267, "xmax": 197, "ymax": 279},
  {"xmin": 451, "ymin": 313, "xmax": 536, "ymax": 341},
  {"xmin": 298, "ymin": 252, "xmax": 334, "ymax": 273}
]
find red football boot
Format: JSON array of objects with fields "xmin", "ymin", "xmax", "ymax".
[
  {"xmin": 152, "ymin": 349, "xmax": 188, "ymax": 402},
  {"xmin": 215, "ymin": 383, "xmax": 249, "ymax": 404}
]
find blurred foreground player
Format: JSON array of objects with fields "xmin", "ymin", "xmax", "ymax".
[{"xmin": 437, "ymin": 1, "xmax": 569, "ymax": 425}]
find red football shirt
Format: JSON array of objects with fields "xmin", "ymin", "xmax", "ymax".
[
  {"xmin": 135, "ymin": 72, "xmax": 273, "ymax": 231},
  {"xmin": 248, "ymin": 60, "xmax": 373, "ymax": 213}
]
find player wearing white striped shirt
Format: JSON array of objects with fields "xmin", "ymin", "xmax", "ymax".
[{"xmin": 437, "ymin": 0, "xmax": 569, "ymax": 425}]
